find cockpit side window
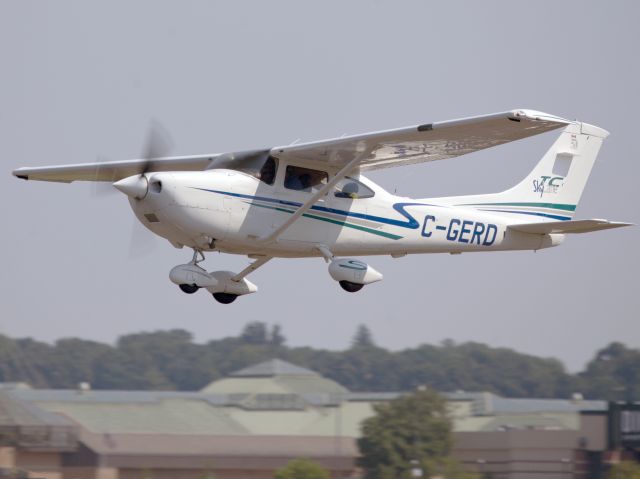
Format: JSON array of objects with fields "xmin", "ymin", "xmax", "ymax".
[
  {"xmin": 284, "ymin": 165, "xmax": 328, "ymax": 193},
  {"xmin": 333, "ymin": 177, "xmax": 375, "ymax": 199}
]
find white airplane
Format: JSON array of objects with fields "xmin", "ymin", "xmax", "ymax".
[{"xmin": 13, "ymin": 110, "xmax": 631, "ymax": 304}]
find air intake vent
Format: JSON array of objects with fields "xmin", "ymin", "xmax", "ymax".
[{"xmin": 144, "ymin": 213, "xmax": 159, "ymax": 223}]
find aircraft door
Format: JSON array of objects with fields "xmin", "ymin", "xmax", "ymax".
[
  {"xmin": 274, "ymin": 164, "xmax": 330, "ymax": 245},
  {"xmin": 221, "ymin": 156, "xmax": 280, "ymax": 240},
  {"xmin": 325, "ymin": 176, "xmax": 375, "ymax": 247}
]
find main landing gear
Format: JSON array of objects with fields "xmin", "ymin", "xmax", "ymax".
[
  {"xmin": 169, "ymin": 247, "xmax": 384, "ymax": 302},
  {"xmin": 176, "ymin": 250, "xmax": 204, "ymax": 295},
  {"xmin": 316, "ymin": 246, "xmax": 383, "ymax": 293},
  {"xmin": 168, "ymin": 250, "xmax": 265, "ymax": 305},
  {"xmin": 179, "ymin": 283, "xmax": 199, "ymax": 295},
  {"xmin": 212, "ymin": 293, "xmax": 238, "ymax": 304},
  {"xmin": 339, "ymin": 280, "xmax": 364, "ymax": 293}
]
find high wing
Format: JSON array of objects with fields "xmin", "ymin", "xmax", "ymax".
[
  {"xmin": 12, "ymin": 154, "xmax": 218, "ymax": 183},
  {"xmin": 270, "ymin": 109, "xmax": 570, "ymax": 171},
  {"xmin": 12, "ymin": 109, "xmax": 568, "ymax": 183}
]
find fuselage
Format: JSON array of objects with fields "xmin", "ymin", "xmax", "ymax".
[{"xmin": 129, "ymin": 168, "xmax": 560, "ymax": 258}]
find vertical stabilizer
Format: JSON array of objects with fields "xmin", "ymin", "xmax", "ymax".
[{"xmin": 448, "ymin": 122, "xmax": 609, "ymax": 221}]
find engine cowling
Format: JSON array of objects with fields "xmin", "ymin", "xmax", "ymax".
[{"xmin": 328, "ymin": 258, "xmax": 383, "ymax": 292}]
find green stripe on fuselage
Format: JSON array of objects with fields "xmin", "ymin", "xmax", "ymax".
[{"xmin": 250, "ymin": 202, "xmax": 403, "ymax": 240}]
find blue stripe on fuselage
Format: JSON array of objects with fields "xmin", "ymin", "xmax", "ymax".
[{"xmin": 192, "ymin": 188, "xmax": 440, "ymax": 230}]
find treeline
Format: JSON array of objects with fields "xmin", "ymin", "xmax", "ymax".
[{"xmin": 0, "ymin": 322, "xmax": 638, "ymax": 400}]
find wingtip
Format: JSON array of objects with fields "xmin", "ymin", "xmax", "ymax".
[
  {"xmin": 12, "ymin": 169, "xmax": 28, "ymax": 180},
  {"xmin": 511, "ymin": 109, "xmax": 571, "ymax": 124}
]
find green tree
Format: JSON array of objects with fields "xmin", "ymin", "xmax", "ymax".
[
  {"xmin": 116, "ymin": 329, "xmax": 213, "ymax": 390},
  {"xmin": 50, "ymin": 338, "xmax": 114, "ymax": 387},
  {"xmin": 274, "ymin": 458, "xmax": 329, "ymax": 479},
  {"xmin": 240, "ymin": 321, "xmax": 270, "ymax": 345},
  {"xmin": 2, "ymin": 323, "xmax": 637, "ymax": 398},
  {"xmin": 270, "ymin": 324, "xmax": 286, "ymax": 346},
  {"xmin": 352, "ymin": 324, "xmax": 375, "ymax": 348},
  {"xmin": 358, "ymin": 389, "xmax": 453, "ymax": 479},
  {"xmin": 0, "ymin": 336, "xmax": 48, "ymax": 387},
  {"xmin": 578, "ymin": 342, "xmax": 640, "ymax": 400},
  {"xmin": 608, "ymin": 461, "xmax": 640, "ymax": 479}
]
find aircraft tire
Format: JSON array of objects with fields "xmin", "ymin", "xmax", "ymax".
[
  {"xmin": 179, "ymin": 284, "xmax": 199, "ymax": 294},
  {"xmin": 212, "ymin": 292, "xmax": 238, "ymax": 304},
  {"xmin": 339, "ymin": 281, "xmax": 364, "ymax": 293}
]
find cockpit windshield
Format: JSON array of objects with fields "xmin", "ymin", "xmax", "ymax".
[{"xmin": 209, "ymin": 150, "xmax": 278, "ymax": 185}]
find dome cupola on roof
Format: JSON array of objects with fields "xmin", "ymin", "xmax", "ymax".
[
  {"xmin": 229, "ymin": 359, "xmax": 318, "ymax": 378},
  {"xmin": 201, "ymin": 359, "xmax": 349, "ymax": 396}
]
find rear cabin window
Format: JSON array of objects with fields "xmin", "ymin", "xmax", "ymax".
[
  {"xmin": 284, "ymin": 165, "xmax": 328, "ymax": 193},
  {"xmin": 333, "ymin": 177, "xmax": 375, "ymax": 199}
]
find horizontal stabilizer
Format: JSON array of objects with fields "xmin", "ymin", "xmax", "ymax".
[{"xmin": 509, "ymin": 219, "xmax": 632, "ymax": 235}]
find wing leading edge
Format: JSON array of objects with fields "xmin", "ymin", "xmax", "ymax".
[
  {"xmin": 12, "ymin": 109, "xmax": 570, "ymax": 183},
  {"xmin": 12, "ymin": 155, "xmax": 217, "ymax": 183}
]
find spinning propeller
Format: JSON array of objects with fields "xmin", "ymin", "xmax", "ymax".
[
  {"xmin": 113, "ymin": 120, "xmax": 173, "ymax": 199},
  {"xmin": 93, "ymin": 121, "xmax": 174, "ymax": 257}
]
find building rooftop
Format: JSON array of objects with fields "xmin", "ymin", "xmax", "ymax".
[
  {"xmin": 0, "ymin": 390, "xmax": 71, "ymax": 428},
  {"xmin": 3, "ymin": 358, "xmax": 607, "ymax": 439},
  {"xmin": 443, "ymin": 391, "xmax": 607, "ymax": 416},
  {"xmin": 0, "ymin": 390, "xmax": 77, "ymax": 451}
]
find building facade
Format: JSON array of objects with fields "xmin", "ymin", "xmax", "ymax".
[{"xmin": 0, "ymin": 359, "xmax": 633, "ymax": 479}]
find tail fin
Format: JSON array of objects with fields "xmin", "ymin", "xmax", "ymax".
[{"xmin": 451, "ymin": 122, "xmax": 609, "ymax": 221}]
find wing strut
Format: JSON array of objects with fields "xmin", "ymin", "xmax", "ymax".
[
  {"xmin": 259, "ymin": 151, "xmax": 368, "ymax": 244},
  {"xmin": 231, "ymin": 256, "xmax": 272, "ymax": 282}
]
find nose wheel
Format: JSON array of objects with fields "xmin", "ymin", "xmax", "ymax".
[
  {"xmin": 170, "ymin": 250, "xmax": 266, "ymax": 305},
  {"xmin": 177, "ymin": 250, "xmax": 205, "ymax": 294}
]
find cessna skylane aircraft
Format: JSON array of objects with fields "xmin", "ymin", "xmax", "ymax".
[{"xmin": 12, "ymin": 110, "xmax": 631, "ymax": 303}]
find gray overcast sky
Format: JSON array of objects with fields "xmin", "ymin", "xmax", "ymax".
[{"xmin": 2, "ymin": 1, "xmax": 638, "ymax": 372}]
